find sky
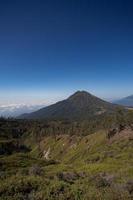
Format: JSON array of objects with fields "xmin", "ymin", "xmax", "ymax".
[{"xmin": 0, "ymin": 0, "xmax": 133, "ymax": 106}]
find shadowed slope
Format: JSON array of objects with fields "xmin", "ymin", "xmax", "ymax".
[{"xmin": 19, "ymin": 91, "xmax": 118, "ymax": 120}]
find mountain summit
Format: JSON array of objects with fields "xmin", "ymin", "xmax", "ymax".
[{"xmin": 19, "ymin": 91, "xmax": 117, "ymax": 120}]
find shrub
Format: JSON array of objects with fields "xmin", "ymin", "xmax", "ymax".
[{"xmin": 29, "ymin": 165, "xmax": 43, "ymax": 176}]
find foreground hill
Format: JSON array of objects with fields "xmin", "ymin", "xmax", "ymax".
[
  {"xmin": 0, "ymin": 118, "xmax": 133, "ymax": 200},
  {"xmin": 114, "ymin": 95, "xmax": 133, "ymax": 106},
  {"xmin": 19, "ymin": 91, "xmax": 118, "ymax": 120}
]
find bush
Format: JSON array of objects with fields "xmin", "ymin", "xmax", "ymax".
[{"xmin": 29, "ymin": 165, "xmax": 43, "ymax": 176}]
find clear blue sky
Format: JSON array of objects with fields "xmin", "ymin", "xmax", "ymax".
[{"xmin": 0, "ymin": 0, "xmax": 133, "ymax": 105}]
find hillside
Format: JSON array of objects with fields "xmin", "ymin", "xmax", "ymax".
[
  {"xmin": 115, "ymin": 95, "xmax": 133, "ymax": 106},
  {"xmin": 19, "ymin": 91, "xmax": 118, "ymax": 120},
  {"xmin": 0, "ymin": 117, "xmax": 133, "ymax": 200}
]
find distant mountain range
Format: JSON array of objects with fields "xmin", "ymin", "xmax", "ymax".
[
  {"xmin": 114, "ymin": 95, "xmax": 133, "ymax": 107},
  {"xmin": 19, "ymin": 91, "xmax": 119, "ymax": 120},
  {"xmin": 0, "ymin": 104, "xmax": 45, "ymax": 117}
]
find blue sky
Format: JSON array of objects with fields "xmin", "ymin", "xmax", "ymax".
[{"xmin": 0, "ymin": 0, "xmax": 133, "ymax": 105}]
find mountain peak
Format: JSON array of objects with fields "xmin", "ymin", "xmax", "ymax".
[
  {"xmin": 73, "ymin": 90, "xmax": 90, "ymax": 95},
  {"xmin": 68, "ymin": 90, "xmax": 92, "ymax": 100},
  {"xmin": 74, "ymin": 90, "xmax": 89, "ymax": 94},
  {"xmin": 19, "ymin": 90, "xmax": 117, "ymax": 120}
]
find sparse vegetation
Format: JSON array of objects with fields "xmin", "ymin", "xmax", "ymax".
[{"xmin": 0, "ymin": 109, "xmax": 133, "ymax": 199}]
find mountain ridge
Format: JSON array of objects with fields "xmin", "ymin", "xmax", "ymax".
[{"xmin": 114, "ymin": 94, "xmax": 133, "ymax": 106}]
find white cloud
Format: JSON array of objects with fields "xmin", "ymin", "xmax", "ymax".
[{"xmin": 0, "ymin": 103, "xmax": 47, "ymax": 117}]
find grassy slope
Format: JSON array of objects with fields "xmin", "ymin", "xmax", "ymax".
[
  {"xmin": 0, "ymin": 130, "xmax": 133, "ymax": 199},
  {"xmin": 37, "ymin": 131, "xmax": 133, "ymax": 177}
]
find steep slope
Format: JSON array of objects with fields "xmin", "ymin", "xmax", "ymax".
[
  {"xmin": 114, "ymin": 95, "xmax": 133, "ymax": 106},
  {"xmin": 19, "ymin": 91, "xmax": 118, "ymax": 120}
]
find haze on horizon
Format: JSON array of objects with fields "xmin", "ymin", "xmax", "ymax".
[{"xmin": 0, "ymin": 0, "xmax": 133, "ymax": 107}]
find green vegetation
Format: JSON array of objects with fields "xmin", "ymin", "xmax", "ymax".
[{"xmin": 0, "ymin": 110, "xmax": 133, "ymax": 199}]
